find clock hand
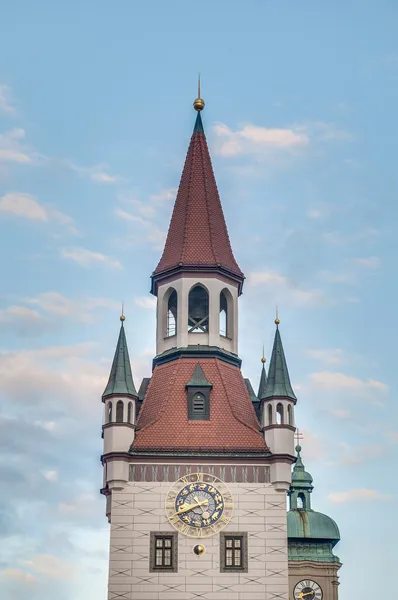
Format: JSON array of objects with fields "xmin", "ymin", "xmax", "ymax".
[{"xmin": 174, "ymin": 499, "xmax": 208, "ymax": 516}]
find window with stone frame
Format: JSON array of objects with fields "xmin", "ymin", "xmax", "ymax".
[
  {"xmin": 220, "ymin": 532, "xmax": 248, "ymax": 572},
  {"xmin": 149, "ymin": 532, "xmax": 178, "ymax": 572}
]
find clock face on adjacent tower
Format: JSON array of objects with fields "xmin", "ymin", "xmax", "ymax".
[
  {"xmin": 294, "ymin": 580, "xmax": 323, "ymax": 600},
  {"xmin": 165, "ymin": 472, "xmax": 233, "ymax": 538}
]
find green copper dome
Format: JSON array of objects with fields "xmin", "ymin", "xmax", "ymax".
[
  {"xmin": 288, "ymin": 510, "xmax": 340, "ymax": 543},
  {"xmin": 287, "ymin": 444, "xmax": 341, "ymax": 564}
]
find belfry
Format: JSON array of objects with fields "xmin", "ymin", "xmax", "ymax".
[{"xmin": 100, "ymin": 89, "xmax": 342, "ymax": 600}]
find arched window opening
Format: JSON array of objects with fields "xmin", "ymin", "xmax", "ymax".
[
  {"xmin": 188, "ymin": 285, "xmax": 209, "ymax": 333},
  {"xmin": 127, "ymin": 401, "xmax": 133, "ymax": 424},
  {"xmin": 219, "ymin": 292, "xmax": 228, "ymax": 337},
  {"xmin": 108, "ymin": 401, "xmax": 113, "ymax": 423},
  {"xmin": 287, "ymin": 405, "xmax": 293, "ymax": 426},
  {"xmin": 192, "ymin": 392, "xmax": 205, "ymax": 414},
  {"xmin": 276, "ymin": 403, "xmax": 284, "ymax": 425},
  {"xmin": 116, "ymin": 400, "xmax": 124, "ymax": 423},
  {"xmin": 268, "ymin": 404, "xmax": 273, "ymax": 426},
  {"xmin": 297, "ymin": 493, "xmax": 306, "ymax": 510},
  {"xmin": 166, "ymin": 290, "xmax": 177, "ymax": 337}
]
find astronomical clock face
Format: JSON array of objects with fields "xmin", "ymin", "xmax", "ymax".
[
  {"xmin": 294, "ymin": 580, "xmax": 323, "ymax": 600},
  {"xmin": 165, "ymin": 472, "xmax": 233, "ymax": 538}
]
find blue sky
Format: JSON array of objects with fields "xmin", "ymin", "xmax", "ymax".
[{"xmin": 0, "ymin": 1, "xmax": 397, "ymax": 598}]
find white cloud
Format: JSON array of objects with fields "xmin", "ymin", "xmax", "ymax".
[
  {"xmin": 0, "ymin": 305, "xmax": 43, "ymax": 323},
  {"xmin": 134, "ymin": 296, "xmax": 157, "ymax": 310},
  {"xmin": 307, "ymin": 204, "xmax": 331, "ymax": 220},
  {"xmin": 335, "ymin": 442, "xmax": 384, "ymax": 466},
  {"xmin": 1, "ymin": 568, "xmax": 37, "ymax": 584},
  {"xmin": 0, "ymin": 192, "xmax": 48, "ymax": 220},
  {"xmin": 58, "ymin": 492, "xmax": 98, "ymax": 518},
  {"xmin": 308, "ymin": 371, "xmax": 388, "ymax": 395},
  {"xmin": 323, "ymin": 228, "xmax": 380, "ymax": 246},
  {"xmin": 115, "ymin": 207, "xmax": 166, "ymax": 250},
  {"xmin": 22, "ymin": 554, "xmax": 74, "ymax": 579},
  {"xmin": 329, "ymin": 489, "xmax": 392, "ymax": 503},
  {"xmin": 347, "ymin": 256, "xmax": 380, "ymax": 269},
  {"xmin": 24, "ymin": 291, "xmax": 119, "ymax": 321},
  {"xmin": 305, "ymin": 120, "xmax": 352, "ymax": 141},
  {"xmin": 0, "ymin": 84, "xmax": 15, "ymax": 114},
  {"xmin": 0, "ymin": 192, "xmax": 76, "ymax": 232},
  {"xmin": 0, "ymin": 344, "xmax": 107, "ymax": 411},
  {"xmin": 42, "ymin": 470, "xmax": 58, "ymax": 482},
  {"xmin": 61, "ymin": 247, "xmax": 123, "ymax": 270},
  {"xmin": 307, "ymin": 348, "xmax": 344, "ymax": 365},
  {"xmin": 327, "ymin": 408, "xmax": 351, "ymax": 419},
  {"xmin": 150, "ymin": 188, "xmax": 177, "ymax": 203},
  {"xmin": 213, "ymin": 122, "xmax": 309, "ymax": 158},
  {"xmin": 70, "ymin": 162, "xmax": 118, "ymax": 184},
  {"xmin": 0, "ymin": 128, "xmax": 33, "ymax": 164},
  {"xmin": 248, "ymin": 270, "xmax": 328, "ymax": 307}
]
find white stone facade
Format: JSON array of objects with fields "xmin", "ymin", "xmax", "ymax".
[{"xmin": 107, "ymin": 478, "xmax": 289, "ymax": 600}]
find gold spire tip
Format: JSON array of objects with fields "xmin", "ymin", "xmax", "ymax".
[
  {"xmin": 120, "ymin": 302, "xmax": 125, "ymax": 322},
  {"xmin": 275, "ymin": 305, "xmax": 280, "ymax": 325},
  {"xmin": 261, "ymin": 344, "xmax": 266, "ymax": 364},
  {"xmin": 193, "ymin": 73, "xmax": 205, "ymax": 112}
]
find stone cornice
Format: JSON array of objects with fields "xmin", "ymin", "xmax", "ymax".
[{"xmin": 152, "ymin": 346, "xmax": 242, "ymax": 369}]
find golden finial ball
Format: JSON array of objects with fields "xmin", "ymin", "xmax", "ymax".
[
  {"xmin": 120, "ymin": 315, "xmax": 125, "ymax": 322},
  {"xmin": 193, "ymin": 97, "xmax": 205, "ymax": 111},
  {"xmin": 275, "ymin": 318, "xmax": 280, "ymax": 325},
  {"xmin": 193, "ymin": 544, "xmax": 206, "ymax": 556},
  {"xmin": 261, "ymin": 356, "xmax": 266, "ymax": 364}
]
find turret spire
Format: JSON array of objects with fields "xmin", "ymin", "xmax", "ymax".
[
  {"xmin": 257, "ymin": 350, "xmax": 267, "ymax": 399},
  {"xmin": 263, "ymin": 321, "xmax": 297, "ymax": 401},
  {"xmin": 103, "ymin": 315, "xmax": 137, "ymax": 398}
]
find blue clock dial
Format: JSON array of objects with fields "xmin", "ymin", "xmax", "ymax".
[
  {"xmin": 175, "ymin": 481, "xmax": 224, "ymax": 528},
  {"xmin": 165, "ymin": 472, "xmax": 234, "ymax": 538}
]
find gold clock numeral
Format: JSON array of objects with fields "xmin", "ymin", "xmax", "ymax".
[{"xmin": 179, "ymin": 523, "xmax": 192, "ymax": 535}]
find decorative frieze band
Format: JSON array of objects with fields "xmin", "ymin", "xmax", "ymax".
[{"xmin": 128, "ymin": 463, "xmax": 270, "ymax": 483}]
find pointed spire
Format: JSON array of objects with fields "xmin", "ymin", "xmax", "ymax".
[
  {"xmin": 102, "ymin": 315, "xmax": 137, "ymax": 399},
  {"xmin": 257, "ymin": 350, "xmax": 268, "ymax": 399},
  {"xmin": 263, "ymin": 320, "xmax": 297, "ymax": 401},
  {"xmin": 152, "ymin": 91, "xmax": 244, "ymax": 293}
]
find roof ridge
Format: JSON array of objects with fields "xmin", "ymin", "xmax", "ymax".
[
  {"xmin": 180, "ymin": 134, "xmax": 196, "ymax": 265},
  {"xmin": 200, "ymin": 132, "xmax": 219, "ymax": 265},
  {"xmin": 215, "ymin": 359, "xmax": 264, "ymax": 438}
]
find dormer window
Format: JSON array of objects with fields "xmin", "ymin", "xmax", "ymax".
[{"xmin": 186, "ymin": 363, "xmax": 212, "ymax": 421}]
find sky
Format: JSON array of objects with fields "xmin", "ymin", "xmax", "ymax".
[{"xmin": 0, "ymin": 1, "xmax": 397, "ymax": 598}]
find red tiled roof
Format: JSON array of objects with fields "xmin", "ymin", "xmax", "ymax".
[
  {"xmin": 152, "ymin": 115, "xmax": 244, "ymax": 280},
  {"xmin": 132, "ymin": 358, "xmax": 269, "ymax": 453}
]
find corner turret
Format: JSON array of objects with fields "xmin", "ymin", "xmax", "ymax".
[
  {"xmin": 261, "ymin": 317, "xmax": 296, "ymax": 487},
  {"xmin": 101, "ymin": 315, "xmax": 137, "ymax": 519}
]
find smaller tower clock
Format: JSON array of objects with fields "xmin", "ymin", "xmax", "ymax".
[
  {"xmin": 165, "ymin": 472, "xmax": 233, "ymax": 538},
  {"xmin": 293, "ymin": 580, "xmax": 323, "ymax": 600}
]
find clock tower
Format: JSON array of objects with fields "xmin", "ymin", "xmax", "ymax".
[{"xmin": 100, "ymin": 89, "xmax": 341, "ymax": 600}]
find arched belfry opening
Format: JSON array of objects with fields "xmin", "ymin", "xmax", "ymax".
[
  {"xmin": 219, "ymin": 288, "xmax": 233, "ymax": 338},
  {"xmin": 188, "ymin": 285, "xmax": 209, "ymax": 333},
  {"xmin": 276, "ymin": 403, "xmax": 284, "ymax": 425},
  {"xmin": 166, "ymin": 289, "xmax": 177, "ymax": 337},
  {"xmin": 297, "ymin": 492, "xmax": 306, "ymax": 510}
]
